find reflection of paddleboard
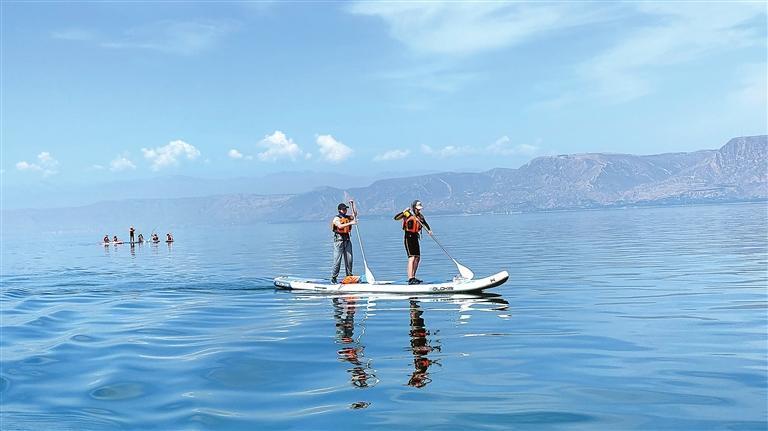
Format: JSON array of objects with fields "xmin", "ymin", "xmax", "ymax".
[{"xmin": 274, "ymin": 271, "xmax": 509, "ymax": 294}]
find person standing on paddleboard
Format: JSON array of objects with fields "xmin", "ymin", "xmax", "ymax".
[
  {"xmin": 394, "ymin": 200, "xmax": 432, "ymax": 285},
  {"xmin": 331, "ymin": 202, "xmax": 357, "ymax": 284},
  {"xmin": 129, "ymin": 226, "xmax": 135, "ymax": 243}
]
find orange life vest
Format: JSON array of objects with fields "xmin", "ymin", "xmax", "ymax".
[
  {"xmin": 403, "ymin": 214, "xmax": 421, "ymax": 233},
  {"xmin": 333, "ymin": 215, "xmax": 352, "ymax": 234}
]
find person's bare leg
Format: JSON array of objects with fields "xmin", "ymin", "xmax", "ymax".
[{"xmin": 407, "ymin": 256, "xmax": 416, "ymax": 279}]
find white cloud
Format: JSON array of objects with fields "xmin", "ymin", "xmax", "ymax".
[
  {"xmin": 59, "ymin": 20, "xmax": 237, "ymax": 56},
  {"xmin": 374, "ymin": 149, "xmax": 411, "ymax": 162},
  {"xmin": 316, "ymin": 134, "xmax": 353, "ymax": 163},
  {"xmin": 15, "ymin": 152, "xmax": 59, "ymax": 177},
  {"xmin": 421, "ymin": 144, "xmax": 475, "ymax": 158},
  {"xmin": 228, "ymin": 149, "xmax": 253, "ymax": 160},
  {"xmin": 16, "ymin": 161, "xmax": 42, "ymax": 172},
  {"xmin": 420, "ymin": 137, "xmax": 542, "ymax": 160},
  {"xmin": 487, "ymin": 136, "xmax": 540, "ymax": 156},
  {"xmin": 579, "ymin": 3, "xmax": 766, "ymax": 103},
  {"xmin": 37, "ymin": 152, "xmax": 56, "ymax": 165},
  {"xmin": 142, "ymin": 140, "xmax": 200, "ymax": 171},
  {"xmin": 257, "ymin": 131, "xmax": 304, "ymax": 162},
  {"xmin": 110, "ymin": 155, "xmax": 136, "ymax": 172},
  {"xmin": 348, "ymin": 2, "xmax": 602, "ymax": 56}
]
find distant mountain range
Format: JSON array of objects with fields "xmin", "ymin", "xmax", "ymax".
[
  {"xmin": 278, "ymin": 135, "xmax": 767, "ymax": 220},
  {"xmin": 3, "ymin": 136, "xmax": 766, "ymax": 231}
]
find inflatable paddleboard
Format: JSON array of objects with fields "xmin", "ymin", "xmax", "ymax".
[{"xmin": 274, "ymin": 271, "xmax": 508, "ymax": 294}]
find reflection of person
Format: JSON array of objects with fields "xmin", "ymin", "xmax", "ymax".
[
  {"xmin": 394, "ymin": 200, "xmax": 432, "ymax": 285},
  {"xmin": 331, "ymin": 202, "xmax": 357, "ymax": 284},
  {"xmin": 406, "ymin": 300, "xmax": 440, "ymax": 388},
  {"xmin": 333, "ymin": 297, "xmax": 376, "ymax": 388}
]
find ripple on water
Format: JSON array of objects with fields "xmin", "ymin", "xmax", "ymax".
[
  {"xmin": 70, "ymin": 334, "xmax": 100, "ymax": 343},
  {"xmin": 90, "ymin": 382, "xmax": 147, "ymax": 400},
  {"xmin": 20, "ymin": 355, "xmax": 58, "ymax": 366}
]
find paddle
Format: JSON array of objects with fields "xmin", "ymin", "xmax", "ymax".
[
  {"xmin": 427, "ymin": 232, "xmax": 475, "ymax": 280},
  {"xmin": 349, "ymin": 198, "xmax": 376, "ymax": 284}
]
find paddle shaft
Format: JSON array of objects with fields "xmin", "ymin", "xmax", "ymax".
[
  {"xmin": 428, "ymin": 232, "xmax": 474, "ymax": 279},
  {"xmin": 351, "ymin": 200, "xmax": 376, "ymax": 283}
]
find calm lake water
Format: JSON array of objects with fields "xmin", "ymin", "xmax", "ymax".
[{"xmin": 1, "ymin": 203, "xmax": 767, "ymax": 430}]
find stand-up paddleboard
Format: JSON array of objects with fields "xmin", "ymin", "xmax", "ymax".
[{"xmin": 274, "ymin": 271, "xmax": 508, "ymax": 294}]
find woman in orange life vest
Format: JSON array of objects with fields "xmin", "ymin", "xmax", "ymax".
[
  {"xmin": 331, "ymin": 202, "xmax": 358, "ymax": 284},
  {"xmin": 394, "ymin": 200, "xmax": 432, "ymax": 285}
]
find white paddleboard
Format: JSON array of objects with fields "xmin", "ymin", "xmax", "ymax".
[{"xmin": 274, "ymin": 271, "xmax": 508, "ymax": 294}]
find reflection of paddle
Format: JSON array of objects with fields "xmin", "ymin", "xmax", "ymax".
[
  {"xmin": 349, "ymin": 198, "xmax": 376, "ymax": 284},
  {"xmin": 427, "ymin": 232, "xmax": 474, "ymax": 280}
]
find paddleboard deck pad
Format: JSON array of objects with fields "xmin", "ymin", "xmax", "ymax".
[{"xmin": 274, "ymin": 271, "xmax": 508, "ymax": 293}]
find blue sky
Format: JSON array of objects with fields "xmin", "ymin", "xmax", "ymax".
[{"xmin": 2, "ymin": 1, "xmax": 766, "ymax": 185}]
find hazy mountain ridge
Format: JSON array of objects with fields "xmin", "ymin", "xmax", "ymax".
[
  {"xmin": 3, "ymin": 194, "xmax": 291, "ymax": 232},
  {"xmin": 280, "ymin": 135, "xmax": 767, "ymax": 220},
  {"xmin": 2, "ymin": 136, "xmax": 765, "ymax": 229}
]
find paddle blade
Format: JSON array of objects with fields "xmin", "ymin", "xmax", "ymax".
[
  {"xmin": 456, "ymin": 260, "xmax": 474, "ymax": 280},
  {"xmin": 364, "ymin": 265, "xmax": 376, "ymax": 284}
]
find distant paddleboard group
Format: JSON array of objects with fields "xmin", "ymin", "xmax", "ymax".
[{"xmin": 102, "ymin": 226, "xmax": 174, "ymax": 245}]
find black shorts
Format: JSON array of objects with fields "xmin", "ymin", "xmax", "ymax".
[{"xmin": 404, "ymin": 233, "xmax": 420, "ymax": 257}]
